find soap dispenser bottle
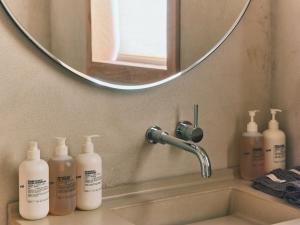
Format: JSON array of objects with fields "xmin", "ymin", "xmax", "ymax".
[
  {"xmin": 263, "ymin": 109, "xmax": 286, "ymax": 172},
  {"xmin": 49, "ymin": 137, "xmax": 76, "ymax": 215},
  {"xmin": 76, "ymin": 135, "xmax": 102, "ymax": 210},
  {"xmin": 19, "ymin": 142, "xmax": 49, "ymax": 220},
  {"xmin": 240, "ymin": 110, "xmax": 265, "ymax": 180}
]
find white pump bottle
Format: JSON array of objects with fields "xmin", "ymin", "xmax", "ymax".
[
  {"xmin": 240, "ymin": 110, "xmax": 265, "ymax": 180},
  {"xmin": 76, "ymin": 135, "xmax": 102, "ymax": 210},
  {"xmin": 19, "ymin": 142, "xmax": 49, "ymax": 220},
  {"xmin": 263, "ymin": 109, "xmax": 286, "ymax": 172}
]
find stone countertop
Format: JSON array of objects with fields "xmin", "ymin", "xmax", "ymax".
[
  {"xmin": 8, "ymin": 169, "xmax": 300, "ymax": 225},
  {"xmin": 8, "ymin": 204, "xmax": 134, "ymax": 225},
  {"xmin": 274, "ymin": 219, "xmax": 300, "ymax": 225}
]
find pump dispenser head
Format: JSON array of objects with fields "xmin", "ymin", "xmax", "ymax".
[
  {"xmin": 247, "ymin": 110, "xmax": 259, "ymax": 133},
  {"xmin": 82, "ymin": 135, "xmax": 100, "ymax": 153},
  {"xmin": 54, "ymin": 137, "xmax": 68, "ymax": 156},
  {"xmin": 269, "ymin": 109, "xmax": 282, "ymax": 130},
  {"xmin": 27, "ymin": 141, "xmax": 40, "ymax": 160}
]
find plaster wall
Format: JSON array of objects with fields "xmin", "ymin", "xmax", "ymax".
[{"xmin": 271, "ymin": 0, "xmax": 300, "ymax": 167}]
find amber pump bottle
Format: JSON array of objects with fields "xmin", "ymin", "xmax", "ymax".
[
  {"xmin": 240, "ymin": 110, "xmax": 265, "ymax": 180},
  {"xmin": 49, "ymin": 137, "xmax": 76, "ymax": 215}
]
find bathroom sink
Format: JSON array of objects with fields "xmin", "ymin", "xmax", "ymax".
[
  {"xmin": 8, "ymin": 170, "xmax": 300, "ymax": 225},
  {"xmin": 112, "ymin": 187, "xmax": 300, "ymax": 225}
]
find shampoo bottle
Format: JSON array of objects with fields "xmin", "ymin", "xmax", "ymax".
[
  {"xmin": 263, "ymin": 109, "xmax": 286, "ymax": 172},
  {"xmin": 49, "ymin": 137, "xmax": 76, "ymax": 215},
  {"xmin": 76, "ymin": 135, "xmax": 102, "ymax": 210},
  {"xmin": 19, "ymin": 142, "xmax": 49, "ymax": 220},
  {"xmin": 240, "ymin": 110, "xmax": 265, "ymax": 180}
]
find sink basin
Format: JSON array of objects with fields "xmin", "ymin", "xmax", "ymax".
[
  {"xmin": 8, "ymin": 170, "xmax": 300, "ymax": 225},
  {"xmin": 112, "ymin": 187, "xmax": 300, "ymax": 225}
]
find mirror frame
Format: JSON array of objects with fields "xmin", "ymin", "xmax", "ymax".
[{"xmin": 0, "ymin": 0, "xmax": 251, "ymax": 90}]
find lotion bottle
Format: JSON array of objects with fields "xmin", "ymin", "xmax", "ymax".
[
  {"xmin": 240, "ymin": 110, "xmax": 265, "ymax": 180},
  {"xmin": 263, "ymin": 109, "xmax": 286, "ymax": 172},
  {"xmin": 19, "ymin": 141, "xmax": 49, "ymax": 220},
  {"xmin": 49, "ymin": 137, "xmax": 76, "ymax": 215},
  {"xmin": 76, "ymin": 135, "xmax": 102, "ymax": 210}
]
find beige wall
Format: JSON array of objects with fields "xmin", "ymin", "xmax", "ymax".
[
  {"xmin": 271, "ymin": 0, "xmax": 300, "ymax": 167},
  {"xmin": 0, "ymin": 0, "xmax": 271, "ymax": 224}
]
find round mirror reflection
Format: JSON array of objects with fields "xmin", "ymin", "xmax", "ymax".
[{"xmin": 1, "ymin": 0, "xmax": 251, "ymax": 89}]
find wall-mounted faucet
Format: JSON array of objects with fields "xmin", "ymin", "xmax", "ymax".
[{"xmin": 145, "ymin": 126, "xmax": 211, "ymax": 178}]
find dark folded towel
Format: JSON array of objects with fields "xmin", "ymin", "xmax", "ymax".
[
  {"xmin": 283, "ymin": 180, "xmax": 300, "ymax": 207},
  {"xmin": 271, "ymin": 168, "xmax": 296, "ymax": 180},
  {"xmin": 288, "ymin": 167, "xmax": 300, "ymax": 180},
  {"xmin": 285, "ymin": 191, "xmax": 300, "ymax": 207},
  {"xmin": 252, "ymin": 169, "xmax": 297, "ymax": 198},
  {"xmin": 286, "ymin": 180, "xmax": 300, "ymax": 192},
  {"xmin": 252, "ymin": 168, "xmax": 300, "ymax": 207}
]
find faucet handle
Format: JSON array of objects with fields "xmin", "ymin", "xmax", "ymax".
[
  {"xmin": 194, "ymin": 104, "xmax": 199, "ymax": 128},
  {"xmin": 175, "ymin": 104, "xmax": 203, "ymax": 143}
]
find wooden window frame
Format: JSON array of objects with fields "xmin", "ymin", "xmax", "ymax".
[{"xmin": 86, "ymin": 0, "xmax": 180, "ymax": 84}]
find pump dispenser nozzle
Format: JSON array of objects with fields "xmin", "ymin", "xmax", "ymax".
[
  {"xmin": 54, "ymin": 137, "xmax": 68, "ymax": 156},
  {"xmin": 27, "ymin": 141, "xmax": 40, "ymax": 160},
  {"xmin": 29, "ymin": 141, "xmax": 38, "ymax": 149},
  {"xmin": 269, "ymin": 109, "xmax": 282, "ymax": 130},
  {"xmin": 82, "ymin": 135, "xmax": 100, "ymax": 153},
  {"xmin": 247, "ymin": 110, "xmax": 259, "ymax": 133}
]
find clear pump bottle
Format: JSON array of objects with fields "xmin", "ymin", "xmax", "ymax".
[
  {"xmin": 240, "ymin": 110, "xmax": 265, "ymax": 180},
  {"xmin": 49, "ymin": 137, "xmax": 76, "ymax": 215}
]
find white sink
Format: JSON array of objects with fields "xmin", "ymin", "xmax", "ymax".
[{"xmin": 112, "ymin": 187, "xmax": 300, "ymax": 225}]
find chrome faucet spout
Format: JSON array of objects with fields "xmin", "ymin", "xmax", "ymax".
[
  {"xmin": 146, "ymin": 126, "xmax": 212, "ymax": 178},
  {"xmin": 183, "ymin": 142, "xmax": 211, "ymax": 178}
]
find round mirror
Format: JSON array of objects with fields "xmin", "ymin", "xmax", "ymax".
[{"xmin": 0, "ymin": 0, "xmax": 251, "ymax": 90}]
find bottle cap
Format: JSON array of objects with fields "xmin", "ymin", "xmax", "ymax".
[
  {"xmin": 54, "ymin": 137, "xmax": 68, "ymax": 156},
  {"xmin": 82, "ymin": 135, "xmax": 100, "ymax": 153},
  {"xmin": 247, "ymin": 110, "xmax": 259, "ymax": 133},
  {"xmin": 27, "ymin": 141, "xmax": 40, "ymax": 160},
  {"xmin": 269, "ymin": 109, "xmax": 282, "ymax": 130}
]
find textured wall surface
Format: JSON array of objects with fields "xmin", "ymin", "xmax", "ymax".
[
  {"xmin": 0, "ymin": 0, "xmax": 271, "ymax": 224},
  {"xmin": 271, "ymin": 0, "xmax": 300, "ymax": 168}
]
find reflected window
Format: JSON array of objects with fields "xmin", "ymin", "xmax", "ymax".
[
  {"xmin": 118, "ymin": 0, "xmax": 167, "ymax": 68},
  {"xmin": 87, "ymin": 0, "xmax": 180, "ymax": 83}
]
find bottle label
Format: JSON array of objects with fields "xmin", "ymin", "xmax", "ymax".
[
  {"xmin": 26, "ymin": 179, "xmax": 49, "ymax": 203},
  {"xmin": 252, "ymin": 147, "xmax": 264, "ymax": 166},
  {"xmin": 56, "ymin": 176, "xmax": 76, "ymax": 199},
  {"xmin": 273, "ymin": 144, "xmax": 285, "ymax": 163},
  {"xmin": 84, "ymin": 170, "xmax": 102, "ymax": 192}
]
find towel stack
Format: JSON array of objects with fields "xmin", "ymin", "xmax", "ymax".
[{"xmin": 252, "ymin": 167, "xmax": 300, "ymax": 207}]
